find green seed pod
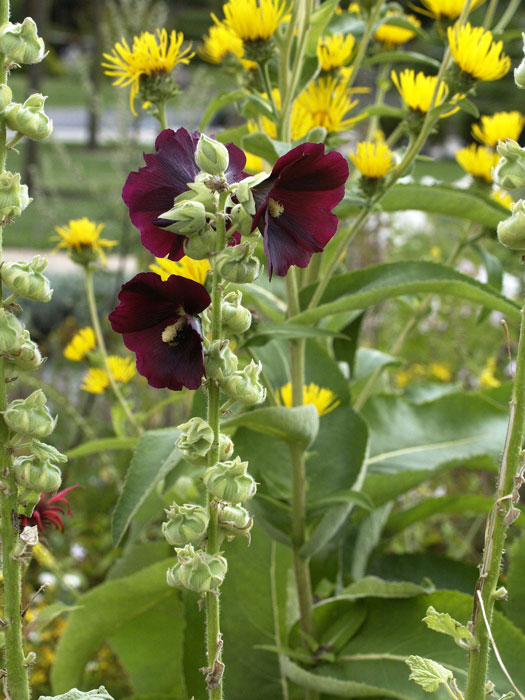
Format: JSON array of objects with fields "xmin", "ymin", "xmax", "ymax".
[
  {"xmin": 204, "ymin": 339, "xmax": 238, "ymax": 383},
  {"xmin": 1, "ymin": 255, "xmax": 52, "ymax": 301},
  {"xmin": 221, "ymin": 290, "xmax": 252, "ymax": 335},
  {"xmin": 159, "ymin": 200, "xmax": 208, "ymax": 236},
  {"xmin": 5, "ymin": 93, "xmax": 53, "ymax": 141},
  {"xmin": 162, "ymin": 503, "xmax": 209, "ymax": 546},
  {"xmin": 0, "ymin": 171, "xmax": 31, "ymax": 218},
  {"xmin": 166, "ymin": 544, "xmax": 227, "ymax": 593},
  {"xmin": 497, "ymin": 200, "xmax": 525, "ymax": 251},
  {"xmin": 0, "ymin": 83, "xmax": 12, "ymax": 113},
  {"xmin": 0, "ymin": 18, "xmax": 46, "ymax": 64},
  {"xmin": 0, "ymin": 307, "xmax": 25, "ymax": 354},
  {"xmin": 195, "ymin": 134, "xmax": 230, "ymax": 176},
  {"xmin": 4, "ymin": 389, "xmax": 56, "ymax": 438},
  {"xmin": 217, "ymin": 502, "xmax": 253, "ymax": 541},
  {"xmin": 8, "ymin": 330, "xmax": 43, "ymax": 371},
  {"xmin": 183, "ymin": 227, "xmax": 217, "ymax": 260},
  {"xmin": 203, "ymin": 456, "xmax": 257, "ymax": 503},
  {"xmin": 212, "ymin": 242, "xmax": 262, "ymax": 284},
  {"xmin": 13, "ymin": 455, "xmax": 62, "ymax": 493},
  {"xmin": 493, "ymin": 140, "xmax": 525, "ymax": 191},
  {"xmin": 222, "ymin": 360, "xmax": 266, "ymax": 405},
  {"xmin": 39, "ymin": 686, "xmax": 115, "ymax": 700},
  {"xmin": 176, "ymin": 416, "xmax": 214, "ymax": 466}
]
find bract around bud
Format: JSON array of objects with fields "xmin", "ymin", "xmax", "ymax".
[
  {"xmin": 221, "ymin": 290, "xmax": 252, "ymax": 335},
  {"xmin": 195, "ymin": 134, "xmax": 230, "ymax": 176},
  {"xmin": 212, "ymin": 241, "xmax": 262, "ymax": 284},
  {"xmin": 0, "ymin": 18, "xmax": 46, "ymax": 64},
  {"xmin": 167, "ymin": 543, "xmax": 227, "ymax": 593},
  {"xmin": 183, "ymin": 227, "xmax": 218, "ymax": 260},
  {"xmin": 217, "ymin": 502, "xmax": 253, "ymax": 541},
  {"xmin": 4, "ymin": 389, "xmax": 56, "ymax": 438},
  {"xmin": 7, "ymin": 329, "xmax": 43, "ymax": 371},
  {"xmin": 159, "ymin": 200, "xmax": 208, "ymax": 236},
  {"xmin": 176, "ymin": 416, "xmax": 214, "ymax": 465},
  {"xmin": 222, "ymin": 359, "xmax": 266, "ymax": 405},
  {"xmin": 0, "ymin": 171, "xmax": 31, "ymax": 218},
  {"xmin": 0, "ymin": 307, "xmax": 25, "ymax": 354},
  {"xmin": 1, "ymin": 255, "xmax": 53, "ymax": 301},
  {"xmin": 515, "ymin": 34, "xmax": 525, "ymax": 89},
  {"xmin": 5, "ymin": 93, "xmax": 53, "ymax": 141},
  {"xmin": 235, "ymin": 172, "xmax": 270, "ymax": 216},
  {"xmin": 493, "ymin": 140, "xmax": 525, "ymax": 190},
  {"xmin": 13, "ymin": 455, "xmax": 62, "ymax": 493},
  {"xmin": 0, "ymin": 83, "xmax": 12, "ymax": 113},
  {"xmin": 228, "ymin": 202, "xmax": 253, "ymax": 237},
  {"xmin": 162, "ymin": 503, "xmax": 209, "ymax": 545},
  {"xmin": 31, "ymin": 438, "xmax": 67, "ymax": 465},
  {"xmin": 39, "ymin": 687, "xmax": 115, "ymax": 700},
  {"xmin": 204, "ymin": 338, "xmax": 238, "ymax": 382},
  {"xmin": 203, "ymin": 456, "xmax": 257, "ymax": 503},
  {"xmin": 219, "ymin": 432, "xmax": 234, "ymax": 461},
  {"xmin": 497, "ymin": 200, "xmax": 525, "ymax": 251}
]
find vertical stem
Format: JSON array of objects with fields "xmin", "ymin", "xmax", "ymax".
[
  {"xmin": 465, "ymin": 298, "xmax": 525, "ymax": 700},
  {"xmin": 344, "ymin": 0, "xmax": 384, "ymax": 92},
  {"xmin": 155, "ymin": 101, "xmax": 168, "ymax": 131}
]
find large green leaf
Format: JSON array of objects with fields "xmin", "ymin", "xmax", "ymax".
[
  {"xmin": 364, "ymin": 50, "xmax": 440, "ymax": 68},
  {"xmin": 295, "ymin": 262, "xmax": 520, "ymax": 326},
  {"xmin": 506, "ymin": 531, "xmax": 525, "ymax": 634},
  {"xmin": 337, "ymin": 183, "xmax": 508, "ymax": 227},
  {"xmin": 199, "ymin": 88, "xmax": 245, "ymax": 130},
  {"xmin": 369, "ymin": 553, "xmax": 477, "ymax": 594},
  {"xmin": 50, "ymin": 559, "xmax": 180, "ymax": 695},
  {"xmin": 362, "ymin": 393, "xmax": 508, "ymax": 505},
  {"xmin": 305, "ymin": 0, "xmax": 340, "ymax": 54},
  {"xmin": 111, "ymin": 429, "xmax": 181, "ymax": 546},
  {"xmin": 222, "ymin": 404, "xmax": 319, "ymax": 449},
  {"xmin": 67, "ymin": 437, "xmax": 137, "ymax": 458}
]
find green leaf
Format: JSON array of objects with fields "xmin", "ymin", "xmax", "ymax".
[
  {"xmin": 351, "ymin": 347, "xmax": 401, "ymax": 399},
  {"xmin": 26, "ymin": 603, "xmax": 80, "ymax": 636},
  {"xmin": 374, "ymin": 15, "xmax": 426, "ymax": 37},
  {"xmin": 456, "ymin": 98, "xmax": 480, "ymax": 118},
  {"xmin": 290, "ymin": 598, "xmax": 367, "ymax": 656},
  {"xmin": 333, "ymin": 312, "xmax": 366, "ymax": 377},
  {"xmin": 67, "ymin": 437, "xmax": 136, "ymax": 459},
  {"xmin": 369, "ymin": 553, "xmax": 477, "ymax": 593},
  {"xmin": 422, "ymin": 606, "xmax": 474, "ymax": 648},
  {"xmin": 506, "ymin": 531, "xmax": 525, "ymax": 634},
  {"xmin": 351, "ymin": 502, "xmax": 394, "ymax": 580},
  {"xmin": 246, "ymin": 322, "xmax": 346, "ymax": 346},
  {"xmin": 199, "ymin": 89, "xmax": 245, "ymax": 130},
  {"xmin": 295, "ymin": 261, "xmax": 520, "ymax": 327},
  {"xmin": 337, "ymin": 183, "xmax": 509, "ymax": 228},
  {"xmin": 242, "ymin": 132, "xmax": 288, "ymax": 163},
  {"xmin": 222, "ymin": 405, "xmax": 319, "ymax": 449},
  {"xmin": 364, "ymin": 50, "xmax": 440, "ymax": 69},
  {"xmin": 50, "ymin": 559, "xmax": 181, "ymax": 695},
  {"xmin": 342, "ymin": 577, "xmax": 435, "ymax": 600},
  {"xmin": 111, "ymin": 428, "xmax": 181, "ymax": 547},
  {"xmin": 310, "ymin": 489, "xmax": 373, "ymax": 512},
  {"xmin": 406, "ymin": 655, "xmax": 453, "ymax": 692},
  {"xmin": 305, "ymin": 0, "xmax": 341, "ymax": 55}
]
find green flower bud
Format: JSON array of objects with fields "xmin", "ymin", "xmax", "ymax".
[
  {"xmin": 222, "ymin": 360, "xmax": 266, "ymax": 405},
  {"xmin": 183, "ymin": 227, "xmax": 218, "ymax": 260},
  {"xmin": 0, "ymin": 18, "xmax": 46, "ymax": 64},
  {"xmin": 0, "ymin": 171, "xmax": 31, "ymax": 218},
  {"xmin": 0, "ymin": 307, "xmax": 25, "ymax": 354},
  {"xmin": 171, "ymin": 475, "xmax": 199, "ymax": 503},
  {"xmin": 7, "ymin": 330, "xmax": 43, "ymax": 371},
  {"xmin": 221, "ymin": 290, "xmax": 252, "ymax": 335},
  {"xmin": 176, "ymin": 178, "xmax": 217, "ymax": 212},
  {"xmin": 162, "ymin": 503, "xmax": 209, "ymax": 546},
  {"xmin": 39, "ymin": 687, "xmax": 115, "ymax": 700},
  {"xmin": 203, "ymin": 456, "xmax": 257, "ymax": 503},
  {"xmin": 13, "ymin": 455, "xmax": 62, "ymax": 493},
  {"xmin": 497, "ymin": 200, "xmax": 525, "ymax": 251},
  {"xmin": 204, "ymin": 339, "xmax": 238, "ymax": 382},
  {"xmin": 159, "ymin": 200, "xmax": 208, "ymax": 236},
  {"xmin": 217, "ymin": 502, "xmax": 253, "ymax": 541},
  {"xmin": 1, "ymin": 255, "xmax": 52, "ymax": 301},
  {"xmin": 229, "ymin": 202, "xmax": 253, "ymax": 237},
  {"xmin": 515, "ymin": 34, "xmax": 525, "ymax": 89},
  {"xmin": 31, "ymin": 438, "xmax": 67, "ymax": 465},
  {"xmin": 166, "ymin": 544, "xmax": 227, "ymax": 593},
  {"xmin": 0, "ymin": 83, "xmax": 12, "ymax": 113},
  {"xmin": 219, "ymin": 432, "xmax": 234, "ymax": 461},
  {"xmin": 4, "ymin": 389, "xmax": 56, "ymax": 437},
  {"xmin": 493, "ymin": 140, "xmax": 525, "ymax": 191},
  {"xmin": 176, "ymin": 416, "xmax": 214, "ymax": 466},
  {"xmin": 195, "ymin": 134, "xmax": 230, "ymax": 176},
  {"xmin": 235, "ymin": 172, "xmax": 270, "ymax": 216},
  {"xmin": 5, "ymin": 93, "xmax": 53, "ymax": 141},
  {"xmin": 213, "ymin": 242, "xmax": 262, "ymax": 284}
]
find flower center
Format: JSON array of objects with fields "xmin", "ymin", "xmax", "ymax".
[
  {"xmin": 268, "ymin": 197, "xmax": 284, "ymax": 217},
  {"xmin": 162, "ymin": 317, "xmax": 187, "ymax": 346}
]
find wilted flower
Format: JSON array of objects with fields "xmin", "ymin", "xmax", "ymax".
[{"xmin": 21, "ymin": 485, "xmax": 79, "ymax": 531}]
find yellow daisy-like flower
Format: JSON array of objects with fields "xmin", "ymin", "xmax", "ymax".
[
  {"xmin": 63, "ymin": 327, "xmax": 96, "ymax": 362},
  {"xmin": 52, "ymin": 217, "xmax": 117, "ymax": 266},
  {"xmin": 102, "ymin": 29, "xmax": 194, "ymax": 116},
  {"xmin": 293, "ymin": 77, "xmax": 361, "ymax": 135},
  {"xmin": 223, "ymin": 0, "xmax": 287, "ymax": 42},
  {"xmin": 149, "ymin": 255, "xmax": 211, "ymax": 284},
  {"xmin": 391, "ymin": 69, "xmax": 449, "ymax": 114},
  {"xmin": 277, "ymin": 382, "xmax": 341, "ymax": 417},
  {"xmin": 456, "ymin": 144, "xmax": 499, "ymax": 182},
  {"xmin": 248, "ymin": 89, "xmax": 307, "ymax": 141},
  {"xmin": 200, "ymin": 16, "xmax": 257, "ymax": 71},
  {"xmin": 107, "ymin": 356, "xmax": 136, "ymax": 383},
  {"xmin": 350, "ymin": 141, "xmax": 396, "ymax": 178},
  {"xmin": 244, "ymin": 152, "xmax": 264, "ymax": 172},
  {"xmin": 81, "ymin": 368, "xmax": 109, "ymax": 394},
  {"xmin": 472, "ymin": 111, "xmax": 525, "ymax": 148},
  {"xmin": 447, "ymin": 22, "xmax": 510, "ymax": 82},
  {"xmin": 374, "ymin": 12, "xmax": 421, "ymax": 47},
  {"xmin": 429, "ymin": 362, "xmax": 452, "ymax": 382},
  {"xmin": 81, "ymin": 357, "xmax": 135, "ymax": 394},
  {"xmin": 317, "ymin": 33, "xmax": 355, "ymax": 72},
  {"xmin": 479, "ymin": 357, "xmax": 500, "ymax": 388},
  {"xmin": 492, "ymin": 188, "xmax": 513, "ymax": 210},
  {"xmin": 418, "ymin": 0, "xmax": 485, "ymax": 19}
]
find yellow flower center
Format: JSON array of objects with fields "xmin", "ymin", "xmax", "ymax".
[{"xmin": 268, "ymin": 198, "xmax": 284, "ymax": 217}]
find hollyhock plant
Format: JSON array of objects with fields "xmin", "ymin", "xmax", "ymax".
[
  {"xmin": 251, "ymin": 142, "xmax": 348, "ymax": 277},
  {"xmin": 108, "ymin": 272, "xmax": 211, "ymax": 390},
  {"xmin": 21, "ymin": 485, "xmax": 79, "ymax": 532},
  {"xmin": 122, "ymin": 127, "xmax": 247, "ymax": 259}
]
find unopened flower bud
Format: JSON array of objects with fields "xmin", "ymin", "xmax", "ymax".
[
  {"xmin": 222, "ymin": 360, "xmax": 266, "ymax": 405},
  {"xmin": 236, "ymin": 172, "xmax": 270, "ymax": 216},
  {"xmin": 195, "ymin": 134, "xmax": 230, "ymax": 176},
  {"xmin": 217, "ymin": 502, "xmax": 253, "ymax": 541},
  {"xmin": 0, "ymin": 171, "xmax": 31, "ymax": 218},
  {"xmin": 204, "ymin": 338, "xmax": 238, "ymax": 382},
  {"xmin": 515, "ymin": 34, "xmax": 525, "ymax": 89},
  {"xmin": 179, "ymin": 179, "xmax": 217, "ymax": 212},
  {"xmin": 162, "ymin": 503, "xmax": 209, "ymax": 545},
  {"xmin": 221, "ymin": 290, "xmax": 252, "ymax": 334},
  {"xmin": 493, "ymin": 140, "xmax": 525, "ymax": 190},
  {"xmin": 0, "ymin": 18, "xmax": 46, "ymax": 64},
  {"xmin": 4, "ymin": 389, "xmax": 56, "ymax": 437},
  {"xmin": 159, "ymin": 200, "xmax": 208, "ymax": 236},
  {"xmin": 213, "ymin": 242, "xmax": 262, "ymax": 284},
  {"xmin": 5, "ymin": 94, "xmax": 53, "ymax": 141},
  {"xmin": 39, "ymin": 687, "xmax": 115, "ymax": 700},
  {"xmin": 203, "ymin": 456, "xmax": 257, "ymax": 503},
  {"xmin": 219, "ymin": 432, "xmax": 234, "ymax": 460},
  {"xmin": 497, "ymin": 200, "xmax": 525, "ymax": 251},
  {"xmin": 183, "ymin": 227, "xmax": 217, "ymax": 260},
  {"xmin": 166, "ymin": 543, "xmax": 227, "ymax": 593},
  {"xmin": 176, "ymin": 416, "xmax": 214, "ymax": 466},
  {"xmin": 13, "ymin": 455, "xmax": 61, "ymax": 492},
  {"xmin": 31, "ymin": 438, "xmax": 67, "ymax": 465},
  {"xmin": 171, "ymin": 475, "xmax": 199, "ymax": 503},
  {"xmin": 0, "ymin": 308, "xmax": 25, "ymax": 354},
  {"xmin": 1, "ymin": 255, "xmax": 52, "ymax": 301},
  {"xmin": 7, "ymin": 329, "xmax": 43, "ymax": 371},
  {"xmin": 229, "ymin": 202, "xmax": 253, "ymax": 237},
  {"xmin": 0, "ymin": 83, "xmax": 12, "ymax": 113}
]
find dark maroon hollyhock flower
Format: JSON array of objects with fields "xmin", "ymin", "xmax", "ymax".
[
  {"xmin": 109, "ymin": 272, "xmax": 211, "ymax": 391},
  {"xmin": 122, "ymin": 127, "xmax": 247, "ymax": 259},
  {"xmin": 21, "ymin": 485, "xmax": 79, "ymax": 532},
  {"xmin": 251, "ymin": 142, "xmax": 349, "ymax": 278}
]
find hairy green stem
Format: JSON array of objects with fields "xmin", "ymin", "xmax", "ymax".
[
  {"xmin": 155, "ymin": 101, "xmax": 168, "ymax": 130},
  {"xmin": 482, "ymin": 0, "xmax": 499, "ymax": 28},
  {"xmin": 344, "ymin": 0, "xmax": 384, "ymax": 93},
  {"xmin": 84, "ymin": 266, "xmax": 142, "ymax": 435}
]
